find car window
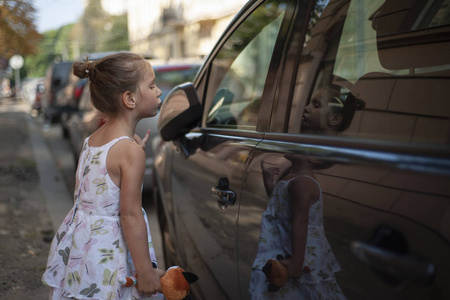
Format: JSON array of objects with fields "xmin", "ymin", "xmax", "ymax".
[
  {"xmin": 289, "ymin": 0, "xmax": 450, "ymax": 145},
  {"xmin": 52, "ymin": 62, "xmax": 73, "ymax": 88},
  {"xmin": 154, "ymin": 66, "xmax": 200, "ymax": 100},
  {"xmin": 204, "ymin": 0, "xmax": 288, "ymax": 131}
]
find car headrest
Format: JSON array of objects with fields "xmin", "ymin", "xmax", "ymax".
[{"xmin": 371, "ymin": 0, "xmax": 450, "ymax": 70}]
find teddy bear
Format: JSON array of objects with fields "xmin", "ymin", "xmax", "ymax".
[
  {"xmin": 262, "ymin": 255, "xmax": 289, "ymax": 292},
  {"xmin": 121, "ymin": 266, "xmax": 198, "ymax": 300},
  {"xmin": 262, "ymin": 254, "xmax": 312, "ymax": 293}
]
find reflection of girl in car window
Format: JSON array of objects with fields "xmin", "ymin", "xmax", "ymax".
[
  {"xmin": 250, "ymin": 154, "xmax": 346, "ymax": 299},
  {"xmin": 301, "ymin": 85, "xmax": 365, "ymax": 134},
  {"xmin": 248, "ymin": 88, "xmax": 364, "ymax": 298}
]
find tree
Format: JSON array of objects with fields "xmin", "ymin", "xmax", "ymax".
[
  {"xmin": 0, "ymin": 0, "xmax": 41, "ymax": 59},
  {"xmin": 100, "ymin": 14, "xmax": 129, "ymax": 52},
  {"xmin": 25, "ymin": 24, "xmax": 74, "ymax": 77},
  {"xmin": 80, "ymin": 0, "xmax": 107, "ymax": 54}
]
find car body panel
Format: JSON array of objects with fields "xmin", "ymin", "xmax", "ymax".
[
  {"xmin": 169, "ymin": 132, "xmax": 260, "ymax": 299},
  {"xmin": 152, "ymin": 0, "xmax": 450, "ymax": 299}
]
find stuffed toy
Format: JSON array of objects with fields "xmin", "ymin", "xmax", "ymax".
[
  {"xmin": 262, "ymin": 254, "xmax": 290, "ymax": 292},
  {"xmin": 120, "ymin": 266, "xmax": 198, "ymax": 300}
]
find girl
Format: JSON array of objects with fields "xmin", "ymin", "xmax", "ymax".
[
  {"xmin": 249, "ymin": 85, "xmax": 364, "ymax": 299},
  {"xmin": 42, "ymin": 52, "xmax": 165, "ymax": 299},
  {"xmin": 301, "ymin": 86, "xmax": 365, "ymax": 135},
  {"xmin": 250, "ymin": 155, "xmax": 346, "ymax": 299}
]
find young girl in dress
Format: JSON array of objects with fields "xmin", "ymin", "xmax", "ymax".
[
  {"xmin": 249, "ymin": 86, "xmax": 364, "ymax": 299},
  {"xmin": 42, "ymin": 52, "xmax": 165, "ymax": 300}
]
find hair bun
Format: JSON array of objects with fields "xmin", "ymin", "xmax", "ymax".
[{"xmin": 73, "ymin": 60, "xmax": 96, "ymax": 80}]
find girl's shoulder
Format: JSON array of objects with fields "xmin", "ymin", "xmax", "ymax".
[
  {"xmin": 87, "ymin": 132, "xmax": 135, "ymax": 149},
  {"xmin": 286, "ymin": 174, "xmax": 321, "ymax": 203},
  {"xmin": 107, "ymin": 136, "xmax": 144, "ymax": 163}
]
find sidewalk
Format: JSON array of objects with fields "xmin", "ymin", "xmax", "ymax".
[{"xmin": 0, "ymin": 98, "xmax": 66, "ymax": 299}]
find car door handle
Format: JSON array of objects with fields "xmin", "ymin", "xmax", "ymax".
[
  {"xmin": 211, "ymin": 175, "xmax": 236, "ymax": 210},
  {"xmin": 350, "ymin": 241, "xmax": 435, "ymax": 284}
]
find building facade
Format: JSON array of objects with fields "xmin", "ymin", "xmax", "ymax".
[{"xmin": 127, "ymin": 0, "xmax": 248, "ymax": 59}]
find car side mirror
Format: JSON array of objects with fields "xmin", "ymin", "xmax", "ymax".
[{"xmin": 158, "ymin": 83, "xmax": 202, "ymax": 141}]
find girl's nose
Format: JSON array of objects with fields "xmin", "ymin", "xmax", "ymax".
[{"xmin": 304, "ymin": 104, "xmax": 311, "ymax": 113}]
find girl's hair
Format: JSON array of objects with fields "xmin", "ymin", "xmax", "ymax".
[
  {"xmin": 73, "ymin": 52, "xmax": 149, "ymax": 116},
  {"xmin": 321, "ymin": 85, "xmax": 365, "ymax": 132}
]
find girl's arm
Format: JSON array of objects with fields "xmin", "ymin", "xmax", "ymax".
[
  {"xmin": 261, "ymin": 161, "xmax": 280, "ymax": 197},
  {"xmin": 281, "ymin": 176, "xmax": 317, "ymax": 278},
  {"xmin": 118, "ymin": 141, "xmax": 164, "ymax": 296}
]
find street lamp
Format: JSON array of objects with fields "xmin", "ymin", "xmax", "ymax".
[{"xmin": 9, "ymin": 54, "xmax": 24, "ymax": 100}]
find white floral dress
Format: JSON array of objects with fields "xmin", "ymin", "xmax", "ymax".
[
  {"xmin": 42, "ymin": 136, "xmax": 159, "ymax": 300},
  {"xmin": 249, "ymin": 175, "xmax": 346, "ymax": 299}
]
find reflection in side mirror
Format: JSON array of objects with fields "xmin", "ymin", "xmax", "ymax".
[{"xmin": 158, "ymin": 83, "xmax": 202, "ymax": 141}]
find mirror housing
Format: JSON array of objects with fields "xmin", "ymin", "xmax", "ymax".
[{"xmin": 158, "ymin": 83, "xmax": 202, "ymax": 141}]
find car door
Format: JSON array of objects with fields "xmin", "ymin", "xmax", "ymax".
[
  {"xmin": 167, "ymin": 1, "xmax": 294, "ymax": 299},
  {"xmin": 238, "ymin": 0, "xmax": 450, "ymax": 299}
]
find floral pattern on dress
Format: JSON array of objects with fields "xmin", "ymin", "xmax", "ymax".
[
  {"xmin": 250, "ymin": 175, "xmax": 346, "ymax": 299},
  {"xmin": 42, "ymin": 136, "xmax": 158, "ymax": 300}
]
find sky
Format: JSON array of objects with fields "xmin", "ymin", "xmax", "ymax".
[{"xmin": 34, "ymin": 0, "xmax": 84, "ymax": 33}]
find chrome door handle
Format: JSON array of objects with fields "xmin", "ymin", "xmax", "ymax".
[
  {"xmin": 350, "ymin": 241, "xmax": 435, "ymax": 284},
  {"xmin": 211, "ymin": 175, "xmax": 236, "ymax": 210}
]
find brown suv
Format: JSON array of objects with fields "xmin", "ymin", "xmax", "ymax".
[{"xmin": 152, "ymin": 0, "xmax": 450, "ymax": 299}]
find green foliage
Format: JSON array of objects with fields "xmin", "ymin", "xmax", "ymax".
[
  {"xmin": 23, "ymin": 0, "xmax": 130, "ymax": 77},
  {"xmin": 99, "ymin": 14, "xmax": 129, "ymax": 52},
  {"xmin": 24, "ymin": 25, "xmax": 74, "ymax": 77},
  {"xmin": 0, "ymin": 0, "xmax": 41, "ymax": 58}
]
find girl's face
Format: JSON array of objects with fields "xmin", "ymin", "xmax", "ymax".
[
  {"xmin": 134, "ymin": 63, "xmax": 162, "ymax": 118},
  {"xmin": 302, "ymin": 89, "xmax": 332, "ymax": 133}
]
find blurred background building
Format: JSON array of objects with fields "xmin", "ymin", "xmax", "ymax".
[
  {"xmin": 127, "ymin": 0, "xmax": 248, "ymax": 59},
  {"xmin": 0, "ymin": 0, "xmax": 249, "ymax": 96}
]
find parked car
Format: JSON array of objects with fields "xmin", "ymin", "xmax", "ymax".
[
  {"xmin": 21, "ymin": 77, "xmax": 44, "ymax": 107},
  {"xmin": 32, "ymin": 81, "xmax": 45, "ymax": 116},
  {"xmin": 57, "ymin": 76, "xmax": 88, "ymax": 138},
  {"xmin": 152, "ymin": 0, "xmax": 450, "ymax": 299},
  {"xmin": 41, "ymin": 61, "xmax": 74, "ymax": 123},
  {"xmin": 136, "ymin": 60, "xmax": 202, "ymax": 192},
  {"xmin": 66, "ymin": 83, "xmax": 106, "ymax": 162}
]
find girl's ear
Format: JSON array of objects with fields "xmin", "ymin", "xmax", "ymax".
[
  {"xmin": 328, "ymin": 113, "xmax": 343, "ymax": 127},
  {"xmin": 122, "ymin": 91, "xmax": 136, "ymax": 109}
]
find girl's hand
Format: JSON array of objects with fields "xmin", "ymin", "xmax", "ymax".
[
  {"xmin": 137, "ymin": 268, "xmax": 165, "ymax": 297},
  {"xmin": 280, "ymin": 258, "xmax": 303, "ymax": 279},
  {"xmin": 134, "ymin": 129, "xmax": 150, "ymax": 150}
]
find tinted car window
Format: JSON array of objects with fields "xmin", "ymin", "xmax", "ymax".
[
  {"xmin": 289, "ymin": 0, "xmax": 450, "ymax": 145},
  {"xmin": 205, "ymin": 0, "xmax": 286, "ymax": 131},
  {"xmin": 51, "ymin": 62, "xmax": 73, "ymax": 90}
]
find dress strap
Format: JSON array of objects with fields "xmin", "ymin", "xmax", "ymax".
[{"xmin": 288, "ymin": 175, "xmax": 322, "ymax": 195}]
